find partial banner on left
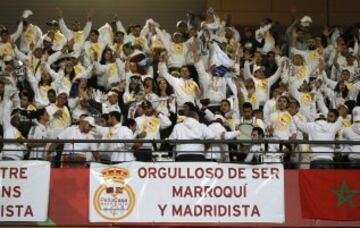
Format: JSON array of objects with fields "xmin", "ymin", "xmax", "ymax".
[{"xmin": 0, "ymin": 161, "xmax": 51, "ymax": 222}]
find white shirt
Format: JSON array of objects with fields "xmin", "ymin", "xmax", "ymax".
[
  {"xmin": 59, "ymin": 18, "xmax": 92, "ymax": 57},
  {"xmin": 195, "ymin": 60, "xmax": 228, "ymax": 105},
  {"xmin": 83, "ymin": 40, "xmax": 106, "ymax": 67},
  {"xmin": 1, "ymin": 101, "xmax": 26, "ymax": 160},
  {"xmin": 46, "ymin": 104, "xmax": 72, "ymax": 138},
  {"xmin": 294, "ymin": 116, "xmax": 343, "ymax": 161},
  {"xmin": 206, "ymin": 122, "xmax": 227, "ymax": 160},
  {"xmin": 155, "ymin": 27, "xmax": 190, "ymax": 68},
  {"xmin": 94, "ymin": 59, "xmax": 125, "ymax": 89},
  {"xmin": 135, "ymin": 114, "xmax": 172, "ymax": 149},
  {"xmin": 244, "ymin": 60, "xmax": 283, "ymax": 105},
  {"xmin": 20, "ymin": 24, "xmax": 42, "ymax": 53},
  {"xmin": 99, "ymin": 123, "xmax": 135, "ymax": 162},
  {"xmin": 169, "ymin": 117, "xmax": 214, "ymax": 156},
  {"xmin": 342, "ymin": 124, "xmax": 360, "ymax": 160},
  {"xmin": 58, "ymin": 126, "xmax": 97, "ymax": 161},
  {"xmin": 158, "ymin": 62, "xmax": 200, "ymax": 108},
  {"xmin": 28, "ymin": 121, "xmax": 51, "ymax": 159}
]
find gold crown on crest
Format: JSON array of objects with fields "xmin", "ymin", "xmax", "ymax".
[{"xmin": 101, "ymin": 167, "xmax": 130, "ymax": 181}]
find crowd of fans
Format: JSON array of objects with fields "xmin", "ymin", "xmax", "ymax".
[{"xmin": 0, "ymin": 8, "xmax": 360, "ymax": 169}]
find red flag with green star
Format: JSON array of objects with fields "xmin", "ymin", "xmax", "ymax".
[{"xmin": 299, "ymin": 170, "xmax": 360, "ymax": 220}]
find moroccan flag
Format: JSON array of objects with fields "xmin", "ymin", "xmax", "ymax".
[{"xmin": 299, "ymin": 170, "xmax": 360, "ymax": 220}]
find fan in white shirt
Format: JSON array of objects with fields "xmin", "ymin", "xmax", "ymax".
[
  {"xmin": 83, "ymin": 29, "xmax": 107, "ymax": 67},
  {"xmin": 290, "ymin": 29, "xmax": 321, "ymax": 68},
  {"xmin": 88, "ymin": 90, "xmax": 122, "ymax": 115},
  {"xmin": 169, "ymin": 111, "xmax": 215, "ymax": 161},
  {"xmin": 27, "ymin": 108, "xmax": 51, "ymax": 160},
  {"xmin": 99, "ymin": 111, "xmax": 136, "ymax": 163},
  {"xmin": 47, "ymin": 116, "xmax": 100, "ymax": 165},
  {"xmin": 255, "ymin": 19, "xmax": 275, "ymax": 55},
  {"xmin": 158, "ymin": 53, "xmax": 202, "ymax": 109},
  {"xmin": 267, "ymin": 96, "xmax": 297, "ymax": 140},
  {"xmin": 20, "ymin": 20, "xmax": 42, "ymax": 54},
  {"xmin": 98, "ymin": 16, "xmax": 125, "ymax": 47},
  {"xmin": 155, "ymin": 24, "xmax": 193, "ymax": 69},
  {"xmin": 41, "ymin": 20, "xmax": 67, "ymax": 52},
  {"xmin": 45, "ymin": 51, "xmax": 94, "ymax": 95},
  {"xmin": 191, "ymin": 42, "xmax": 236, "ymax": 107},
  {"xmin": 135, "ymin": 100, "xmax": 172, "ymax": 151},
  {"xmin": 94, "ymin": 48, "xmax": 125, "ymax": 90},
  {"xmin": 243, "ymin": 54, "xmax": 285, "ymax": 106},
  {"xmin": 293, "ymin": 113, "xmax": 343, "ymax": 168},
  {"xmin": 1, "ymin": 90, "xmax": 26, "ymax": 160},
  {"xmin": 56, "ymin": 7, "xmax": 92, "ymax": 58},
  {"xmin": 46, "ymin": 92, "xmax": 72, "ymax": 138},
  {"xmin": 206, "ymin": 115, "xmax": 241, "ymax": 162},
  {"xmin": 0, "ymin": 20, "xmax": 24, "ymax": 61},
  {"xmin": 342, "ymin": 107, "xmax": 360, "ymax": 169}
]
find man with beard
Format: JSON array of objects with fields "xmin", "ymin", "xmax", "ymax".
[{"xmin": 290, "ymin": 29, "xmax": 321, "ymax": 68}]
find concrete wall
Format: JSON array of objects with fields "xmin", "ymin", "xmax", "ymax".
[
  {"xmin": 0, "ymin": 0, "xmax": 206, "ymax": 32},
  {"xmin": 207, "ymin": 0, "xmax": 360, "ymax": 26}
]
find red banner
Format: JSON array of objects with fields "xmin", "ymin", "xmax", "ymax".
[
  {"xmin": 3, "ymin": 168, "xmax": 360, "ymax": 227},
  {"xmin": 299, "ymin": 170, "xmax": 360, "ymax": 221}
]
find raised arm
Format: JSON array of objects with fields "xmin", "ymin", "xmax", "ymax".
[
  {"xmin": 267, "ymin": 60, "xmax": 284, "ymax": 86},
  {"xmin": 158, "ymin": 112, "xmax": 172, "ymax": 129},
  {"xmin": 293, "ymin": 115, "xmax": 312, "ymax": 134},
  {"xmin": 10, "ymin": 20, "xmax": 23, "ymax": 42},
  {"xmin": 316, "ymin": 90, "xmax": 329, "ymax": 115},
  {"xmin": 82, "ymin": 20, "xmax": 93, "ymax": 41},
  {"xmin": 59, "ymin": 18, "xmax": 73, "ymax": 39},
  {"xmin": 45, "ymin": 51, "xmax": 63, "ymax": 80},
  {"xmin": 320, "ymin": 70, "xmax": 337, "ymax": 89},
  {"xmin": 25, "ymin": 66, "xmax": 41, "ymax": 101},
  {"xmin": 243, "ymin": 60, "xmax": 255, "ymax": 80},
  {"xmin": 155, "ymin": 27, "xmax": 171, "ymax": 51},
  {"xmin": 158, "ymin": 54, "xmax": 179, "ymax": 87},
  {"xmin": 116, "ymin": 20, "xmax": 127, "ymax": 35}
]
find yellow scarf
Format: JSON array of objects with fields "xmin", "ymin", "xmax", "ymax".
[
  {"xmin": 171, "ymin": 43, "xmax": 184, "ymax": 55},
  {"xmin": 74, "ymin": 31, "xmax": 83, "ymax": 44},
  {"xmin": 23, "ymin": 28, "xmax": 34, "ymax": 44},
  {"xmin": 181, "ymin": 80, "xmax": 197, "ymax": 96}
]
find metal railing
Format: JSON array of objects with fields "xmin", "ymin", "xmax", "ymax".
[{"xmin": 0, "ymin": 138, "xmax": 359, "ymax": 167}]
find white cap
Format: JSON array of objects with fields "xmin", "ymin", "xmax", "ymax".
[
  {"xmin": 58, "ymin": 89, "xmax": 69, "ymax": 96},
  {"xmin": 107, "ymin": 91, "xmax": 118, "ymax": 97},
  {"xmin": 300, "ymin": 16, "xmax": 312, "ymax": 27},
  {"xmin": 352, "ymin": 106, "xmax": 360, "ymax": 121},
  {"xmin": 22, "ymin": 9, "xmax": 33, "ymax": 19},
  {"xmin": 83, "ymin": 116, "xmax": 96, "ymax": 127},
  {"xmin": 253, "ymin": 65, "xmax": 262, "ymax": 73}
]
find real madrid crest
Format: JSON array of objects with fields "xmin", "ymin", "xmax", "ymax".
[{"xmin": 93, "ymin": 167, "xmax": 135, "ymax": 220}]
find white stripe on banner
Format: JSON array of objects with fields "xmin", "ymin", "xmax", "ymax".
[
  {"xmin": 89, "ymin": 162, "xmax": 284, "ymax": 223},
  {"xmin": 0, "ymin": 161, "xmax": 50, "ymax": 222}
]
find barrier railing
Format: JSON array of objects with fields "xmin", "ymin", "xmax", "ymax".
[{"xmin": 1, "ymin": 138, "xmax": 359, "ymax": 167}]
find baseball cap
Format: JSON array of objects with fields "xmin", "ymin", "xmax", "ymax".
[{"xmin": 83, "ymin": 116, "xmax": 96, "ymax": 127}]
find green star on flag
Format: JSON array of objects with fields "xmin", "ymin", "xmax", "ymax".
[
  {"xmin": 300, "ymin": 170, "xmax": 360, "ymax": 220},
  {"xmin": 331, "ymin": 182, "xmax": 360, "ymax": 208}
]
